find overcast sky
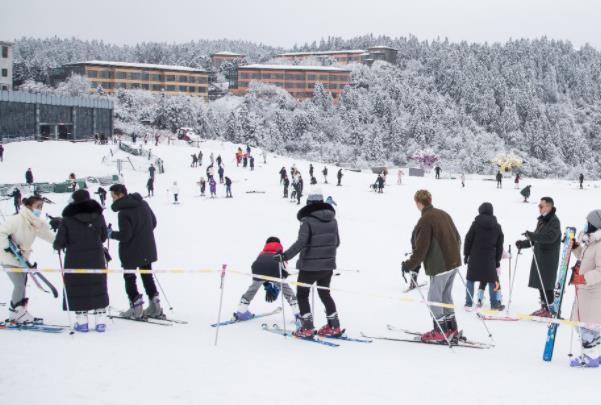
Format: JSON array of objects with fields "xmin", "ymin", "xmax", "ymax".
[{"xmin": 2, "ymin": 0, "xmax": 601, "ymax": 49}]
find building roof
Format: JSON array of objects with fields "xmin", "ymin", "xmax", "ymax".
[
  {"xmin": 0, "ymin": 40, "xmax": 14, "ymax": 46},
  {"xmin": 277, "ymin": 50, "xmax": 365, "ymax": 57},
  {"xmin": 210, "ymin": 51, "xmax": 245, "ymax": 57},
  {"xmin": 368, "ymin": 45, "xmax": 399, "ymax": 51},
  {"xmin": 240, "ymin": 64, "xmax": 350, "ymax": 72},
  {"xmin": 67, "ymin": 60, "xmax": 207, "ymax": 73}
]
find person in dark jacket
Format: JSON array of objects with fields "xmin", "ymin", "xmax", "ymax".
[
  {"xmin": 279, "ymin": 167, "xmax": 287, "ymax": 184},
  {"xmin": 322, "ymin": 166, "xmax": 328, "ymax": 184},
  {"xmin": 148, "ymin": 164, "xmax": 156, "ymax": 179},
  {"xmin": 463, "ymin": 202, "xmax": 505, "ymax": 310},
  {"xmin": 283, "ymin": 188, "xmax": 342, "ymax": 338},
  {"xmin": 579, "ymin": 173, "xmax": 584, "ymax": 189},
  {"xmin": 435, "ymin": 166, "xmax": 441, "ymax": 179},
  {"xmin": 218, "ymin": 165, "xmax": 225, "ymax": 184},
  {"xmin": 496, "ymin": 171, "xmax": 503, "ymax": 189},
  {"xmin": 309, "ymin": 164, "xmax": 314, "ymax": 178},
  {"xmin": 402, "ymin": 190, "xmax": 462, "ymax": 343},
  {"xmin": 225, "ymin": 176, "xmax": 232, "ymax": 198},
  {"xmin": 25, "ymin": 168, "xmax": 34, "ymax": 185},
  {"xmin": 294, "ymin": 175, "xmax": 304, "ymax": 205},
  {"xmin": 516, "ymin": 197, "xmax": 562, "ymax": 317},
  {"xmin": 54, "ymin": 190, "xmax": 109, "ymax": 332},
  {"xmin": 146, "ymin": 177, "xmax": 154, "ymax": 197},
  {"xmin": 377, "ymin": 174, "xmax": 385, "ymax": 193},
  {"xmin": 95, "ymin": 187, "xmax": 107, "ymax": 207},
  {"xmin": 0, "ymin": 144, "xmax": 4, "ymax": 162},
  {"xmin": 337, "ymin": 169, "xmax": 343, "ymax": 186},
  {"xmin": 283, "ymin": 175, "xmax": 290, "ymax": 198},
  {"xmin": 250, "ymin": 156, "xmax": 255, "ymax": 171},
  {"xmin": 233, "ymin": 237, "xmax": 299, "ymax": 321},
  {"xmin": 521, "ymin": 185, "xmax": 531, "ymax": 202},
  {"xmin": 9, "ymin": 188, "xmax": 21, "ymax": 214},
  {"xmin": 108, "ymin": 184, "xmax": 162, "ymax": 319}
]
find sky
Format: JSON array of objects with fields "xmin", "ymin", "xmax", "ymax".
[{"xmin": 2, "ymin": 0, "xmax": 601, "ymax": 50}]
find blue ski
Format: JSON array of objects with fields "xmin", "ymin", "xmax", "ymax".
[
  {"xmin": 0, "ymin": 322, "xmax": 65, "ymax": 333},
  {"xmin": 261, "ymin": 324, "xmax": 340, "ymax": 347},
  {"xmin": 211, "ymin": 307, "xmax": 282, "ymax": 327},
  {"xmin": 543, "ymin": 227, "xmax": 577, "ymax": 362}
]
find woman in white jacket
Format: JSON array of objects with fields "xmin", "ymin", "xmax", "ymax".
[
  {"xmin": 570, "ymin": 209, "xmax": 601, "ymax": 368},
  {"xmin": 0, "ymin": 195, "xmax": 55, "ymax": 323}
]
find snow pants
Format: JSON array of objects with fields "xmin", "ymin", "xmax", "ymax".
[
  {"xmin": 123, "ymin": 263, "xmax": 158, "ymax": 301},
  {"xmin": 428, "ymin": 268, "xmax": 457, "ymax": 320},
  {"xmin": 296, "ymin": 270, "xmax": 336, "ymax": 317},
  {"xmin": 240, "ymin": 280, "xmax": 297, "ymax": 307},
  {"xmin": 6, "ymin": 270, "xmax": 27, "ymax": 305}
]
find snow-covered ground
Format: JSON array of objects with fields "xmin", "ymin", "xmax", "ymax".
[{"xmin": 0, "ymin": 140, "xmax": 598, "ymax": 405}]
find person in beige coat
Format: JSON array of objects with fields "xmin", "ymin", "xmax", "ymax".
[
  {"xmin": 0, "ymin": 195, "xmax": 55, "ymax": 323},
  {"xmin": 570, "ymin": 209, "xmax": 601, "ymax": 368}
]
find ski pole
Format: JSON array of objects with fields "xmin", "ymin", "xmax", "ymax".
[
  {"xmin": 311, "ymin": 284, "xmax": 315, "ymax": 321},
  {"xmin": 214, "ymin": 264, "xmax": 227, "ymax": 346},
  {"xmin": 526, "ymin": 235, "xmax": 551, "ymax": 310},
  {"xmin": 58, "ymin": 250, "xmax": 75, "ymax": 336},
  {"xmin": 507, "ymin": 248, "xmax": 521, "ymax": 314},
  {"xmin": 278, "ymin": 259, "xmax": 287, "ymax": 336},
  {"xmin": 154, "ymin": 274, "xmax": 174, "ymax": 311},
  {"xmin": 507, "ymin": 245, "xmax": 512, "ymax": 309},
  {"xmin": 456, "ymin": 268, "xmax": 494, "ymax": 342},
  {"xmin": 413, "ymin": 274, "xmax": 454, "ymax": 349}
]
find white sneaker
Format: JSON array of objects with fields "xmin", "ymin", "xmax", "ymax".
[
  {"xmin": 94, "ymin": 309, "xmax": 107, "ymax": 332},
  {"xmin": 8, "ymin": 301, "xmax": 36, "ymax": 324}
]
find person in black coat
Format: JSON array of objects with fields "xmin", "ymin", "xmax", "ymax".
[
  {"xmin": 283, "ymin": 176, "xmax": 290, "ymax": 198},
  {"xmin": 108, "ymin": 184, "xmax": 162, "ymax": 319},
  {"xmin": 95, "ymin": 187, "xmax": 107, "ymax": 207},
  {"xmin": 53, "ymin": 190, "xmax": 109, "ymax": 332},
  {"xmin": 463, "ymin": 202, "xmax": 505, "ymax": 310},
  {"xmin": 337, "ymin": 169, "xmax": 343, "ymax": 186},
  {"xmin": 25, "ymin": 168, "xmax": 34, "ymax": 185},
  {"xmin": 233, "ymin": 237, "xmax": 299, "ymax": 321},
  {"xmin": 9, "ymin": 188, "xmax": 21, "ymax": 214},
  {"xmin": 225, "ymin": 176, "xmax": 233, "ymax": 198},
  {"xmin": 283, "ymin": 189, "xmax": 342, "ymax": 337}
]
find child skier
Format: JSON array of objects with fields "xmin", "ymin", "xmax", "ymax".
[
  {"xmin": 234, "ymin": 237, "xmax": 299, "ymax": 321},
  {"xmin": 209, "ymin": 177, "xmax": 217, "ymax": 198}
]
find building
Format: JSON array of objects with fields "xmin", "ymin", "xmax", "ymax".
[
  {"xmin": 274, "ymin": 46, "xmax": 398, "ymax": 66},
  {"xmin": 52, "ymin": 61, "xmax": 208, "ymax": 98},
  {"xmin": 0, "ymin": 41, "xmax": 13, "ymax": 91},
  {"xmin": 275, "ymin": 50, "xmax": 365, "ymax": 65},
  {"xmin": 210, "ymin": 51, "xmax": 246, "ymax": 65},
  {"xmin": 0, "ymin": 90, "xmax": 113, "ymax": 141},
  {"xmin": 230, "ymin": 64, "xmax": 351, "ymax": 100}
]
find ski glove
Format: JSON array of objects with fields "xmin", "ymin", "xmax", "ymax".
[
  {"xmin": 48, "ymin": 217, "xmax": 62, "ymax": 232},
  {"xmin": 515, "ymin": 240, "xmax": 530, "ymax": 250},
  {"xmin": 401, "ymin": 261, "xmax": 411, "ymax": 273},
  {"xmin": 263, "ymin": 282, "xmax": 280, "ymax": 302}
]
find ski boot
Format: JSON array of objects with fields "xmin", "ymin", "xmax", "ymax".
[
  {"xmin": 8, "ymin": 298, "xmax": 41, "ymax": 324},
  {"xmin": 234, "ymin": 301, "xmax": 254, "ymax": 321},
  {"xmin": 476, "ymin": 289, "xmax": 484, "ymax": 309},
  {"xmin": 445, "ymin": 314, "xmax": 461, "ymax": 341},
  {"xmin": 570, "ymin": 354, "xmax": 600, "ymax": 368},
  {"xmin": 94, "ymin": 308, "xmax": 107, "ymax": 332},
  {"xmin": 317, "ymin": 312, "xmax": 345, "ymax": 337},
  {"xmin": 530, "ymin": 307, "xmax": 551, "ymax": 318},
  {"xmin": 121, "ymin": 294, "xmax": 144, "ymax": 319},
  {"xmin": 491, "ymin": 301, "xmax": 506, "ymax": 311},
  {"xmin": 74, "ymin": 311, "xmax": 89, "ymax": 333},
  {"xmin": 408, "ymin": 271, "xmax": 419, "ymax": 289},
  {"xmin": 294, "ymin": 314, "xmax": 315, "ymax": 338},
  {"xmin": 420, "ymin": 319, "xmax": 447, "ymax": 343},
  {"xmin": 143, "ymin": 294, "xmax": 164, "ymax": 319}
]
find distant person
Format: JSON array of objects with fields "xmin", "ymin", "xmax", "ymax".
[
  {"xmin": 337, "ymin": 169, "xmax": 343, "ymax": 186},
  {"xmin": 198, "ymin": 150, "xmax": 203, "ymax": 166},
  {"xmin": 148, "ymin": 164, "xmax": 156, "ymax": 179},
  {"xmin": 216, "ymin": 154, "xmax": 222, "ymax": 167},
  {"xmin": 218, "ymin": 165, "xmax": 225, "ymax": 184},
  {"xmin": 9, "ymin": 188, "xmax": 21, "ymax": 214},
  {"xmin": 170, "ymin": 181, "xmax": 179, "ymax": 204},
  {"xmin": 322, "ymin": 166, "xmax": 328, "ymax": 184},
  {"xmin": 0, "ymin": 144, "xmax": 4, "ymax": 162},
  {"xmin": 521, "ymin": 185, "xmax": 531, "ymax": 203},
  {"xmin": 146, "ymin": 177, "xmax": 154, "ymax": 198},
  {"xmin": 460, "ymin": 173, "xmax": 465, "ymax": 188},
  {"xmin": 514, "ymin": 173, "xmax": 521, "ymax": 189},
  {"xmin": 25, "ymin": 168, "xmax": 34, "ymax": 186},
  {"xmin": 283, "ymin": 175, "xmax": 290, "ymax": 198},
  {"xmin": 309, "ymin": 164, "xmax": 314, "ymax": 178},
  {"xmin": 225, "ymin": 176, "xmax": 233, "ymax": 198},
  {"xmin": 95, "ymin": 187, "xmax": 107, "ymax": 207},
  {"xmin": 209, "ymin": 177, "xmax": 217, "ymax": 198},
  {"xmin": 279, "ymin": 167, "xmax": 287, "ymax": 184},
  {"xmin": 199, "ymin": 177, "xmax": 207, "ymax": 196},
  {"xmin": 579, "ymin": 173, "xmax": 584, "ymax": 190},
  {"xmin": 397, "ymin": 169, "xmax": 404, "ymax": 185},
  {"xmin": 496, "ymin": 171, "xmax": 503, "ymax": 189},
  {"xmin": 434, "ymin": 166, "xmax": 441, "ymax": 179},
  {"xmin": 250, "ymin": 156, "xmax": 255, "ymax": 171}
]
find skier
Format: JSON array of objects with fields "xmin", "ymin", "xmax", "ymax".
[
  {"xmin": 460, "ymin": 173, "xmax": 465, "ymax": 188},
  {"xmin": 279, "ymin": 167, "xmax": 287, "ymax": 184},
  {"xmin": 206, "ymin": 163, "xmax": 215, "ymax": 181},
  {"xmin": 514, "ymin": 173, "xmax": 521, "ymax": 189},
  {"xmin": 108, "ymin": 184, "xmax": 163, "ymax": 319},
  {"xmin": 337, "ymin": 169, "xmax": 343, "ymax": 186},
  {"xmin": 225, "ymin": 176, "xmax": 233, "ymax": 198},
  {"xmin": 53, "ymin": 190, "xmax": 109, "ymax": 332},
  {"xmin": 520, "ymin": 185, "xmax": 531, "ymax": 203},
  {"xmin": 579, "ymin": 173, "xmax": 584, "ymax": 190},
  {"xmin": 250, "ymin": 156, "xmax": 255, "ymax": 171},
  {"xmin": 69, "ymin": 173, "xmax": 77, "ymax": 192},
  {"xmin": 295, "ymin": 174, "xmax": 304, "ymax": 205},
  {"xmin": 218, "ymin": 165, "xmax": 225, "ymax": 184},
  {"xmin": 154, "ymin": 134, "xmax": 160, "ymax": 146},
  {"xmin": 463, "ymin": 202, "xmax": 505, "ymax": 311},
  {"xmin": 198, "ymin": 150, "xmax": 203, "ymax": 166},
  {"xmin": 216, "ymin": 154, "xmax": 222, "ymax": 167},
  {"xmin": 25, "ymin": 168, "xmax": 34, "ymax": 187},
  {"xmin": 496, "ymin": 171, "xmax": 503, "ymax": 189},
  {"xmin": 148, "ymin": 164, "xmax": 156, "ymax": 179},
  {"xmin": 95, "ymin": 187, "xmax": 107, "ymax": 207},
  {"xmin": 262, "ymin": 150, "xmax": 267, "ymax": 164},
  {"xmin": 309, "ymin": 164, "xmax": 314, "ymax": 178},
  {"xmin": 209, "ymin": 152, "xmax": 215, "ymax": 166},
  {"xmin": 246, "ymin": 145, "xmax": 251, "ymax": 155},
  {"xmin": 569, "ymin": 209, "xmax": 601, "ymax": 367},
  {"xmin": 209, "ymin": 177, "xmax": 217, "ymax": 198},
  {"xmin": 236, "ymin": 148, "xmax": 243, "ymax": 166},
  {"xmin": 170, "ymin": 181, "xmax": 180, "ymax": 204},
  {"xmin": 199, "ymin": 177, "xmax": 207, "ymax": 196},
  {"xmin": 397, "ymin": 169, "xmax": 404, "ymax": 185},
  {"xmin": 283, "ymin": 175, "xmax": 290, "ymax": 198},
  {"xmin": 0, "ymin": 195, "xmax": 55, "ymax": 323},
  {"xmin": 0, "ymin": 143, "xmax": 4, "ymax": 162},
  {"xmin": 243, "ymin": 155, "xmax": 248, "ymax": 168},
  {"xmin": 310, "ymin": 176, "xmax": 317, "ymax": 185},
  {"xmin": 515, "ymin": 197, "xmax": 561, "ymax": 317},
  {"xmin": 9, "ymin": 187, "xmax": 21, "ymax": 214},
  {"xmin": 322, "ymin": 166, "xmax": 328, "ymax": 184},
  {"xmin": 234, "ymin": 237, "xmax": 300, "ymax": 320},
  {"xmin": 146, "ymin": 177, "xmax": 154, "ymax": 197},
  {"xmin": 376, "ymin": 174, "xmax": 385, "ymax": 193},
  {"xmin": 281, "ymin": 188, "xmax": 342, "ymax": 337},
  {"xmin": 434, "ymin": 166, "xmax": 442, "ymax": 179},
  {"xmin": 402, "ymin": 190, "xmax": 462, "ymax": 343},
  {"xmin": 190, "ymin": 154, "xmax": 198, "ymax": 168}
]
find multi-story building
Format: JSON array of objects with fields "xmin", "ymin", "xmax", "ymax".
[
  {"xmin": 363, "ymin": 46, "xmax": 399, "ymax": 65},
  {"xmin": 52, "ymin": 61, "xmax": 208, "ymax": 98},
  {"xmin": 231, "ymin": 64, "xmax": 351, "ymax": 100},
  {"xmin": 210, "ymin": 51, "xmax": 246, "ymax": 65},
  {"xmin": 275, "ymin": 50, "xmax": 365, "ymax": 65},
  {"xmin": 0, "ymin": 41, "xmax": 13, "ymax": 91}
]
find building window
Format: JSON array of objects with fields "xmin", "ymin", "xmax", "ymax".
[
  {"xmin": 1, "ymin": 68, "xmax": 7, "ymax": 77},
  {"xmin": 251, "ymin": 73, "xmax": 261, "ymax": 79},
  {"xmin": 198, "ymin": 86, "xmax": 207, "ymax": 93},
  {"xmin": 99, "ymin": 71, "xmax": 113, "ymax": 79},
  {"xmin": 188, "ymin": 76, "xmax": 196, "ymax": 83},
  {"xmin": 179, "ymin": 85, "xmax": 188, "ymax": 91},
  {"xmin": 1, "ymin": 46, "xmax": 7, "ymax": 58},
  {"xmin": 152, "ymin": 84, "xmax": 162, "ymax": 91},
  {"xmin": 178, "ymin": 75, "xmax": 188, "ymax": 82},
  {"xmin": 141, "ymin": 73, "xmax": 149, "ymax": 80},
  {"xmin": 141, "ymin": 84, "xmax": 149, "ymax": 90},
  {"xmin": 166, "ymin": 85, "xmax": 176, "ymax": 91},
  {"xmin": 285, "ymin": 82, "xmax": 295, "ymax": 89},
  {"xmin": 1, "ymin": 85, "xmax": 8, "ymax": 91},
  {"xmin": 189, "ymin": 86, "xmax": 196, "ymax": 93},
  {"xmin": 129, "ymin": 72, "xmax": 141, "ymax": 80},
  {"xmin": 150, "ymin": 74, "xmax": 161, "ymax": 81},
  {"xmin": 103, "ymin": 82, "xmax": 113, "ymax": 89},
  {"xmin": 240, "ymin": 73, "xmax": 250, "ymax": 79},
  {"xmin": 116, "ymin": 82, "xmax": 127, "ymax": 88},
  {"xmin": 116, "ymin": 71, "xmax": 127, "ymax": 79},
  {"xmin": 87, "ymin": 70, "xmax": 98, "ymax": 78},
  {"xmin": 319, "ymin": 75, "xmax": 329, "ymax": 81},
  {"xmin": 262, "ymin": 73, "xmax": 271, "ymax": 79},
  {"xmin": 308, "ymin": 74, "xmax": 316, "ymax": 80},
  {"xmin": 166, "ymin": 75, "xmax": 175, "ymax": 82},
  {"xmin": 239, "ymin": 81, "xmax": 249, "ymax": 88}
]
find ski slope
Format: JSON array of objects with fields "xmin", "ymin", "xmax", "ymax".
[{"xmin": 0, "ymin": 140, "xmax": 598, "ymax": 405}]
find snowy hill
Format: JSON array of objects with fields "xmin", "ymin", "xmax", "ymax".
[{"xmin": 0, "ymin": 140, "xmax": 599, "ymax": 405}]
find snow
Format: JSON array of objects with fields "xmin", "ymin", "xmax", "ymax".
[
  {"xmin": 0, "ymin": 140, "xmax": 599, "ymax": 405},
  {"xmin": 68, "ymin": 60, "xmax": 207, "ymax": 73}
]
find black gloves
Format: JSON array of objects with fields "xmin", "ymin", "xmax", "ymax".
[
  {"xmin": 515, "ymin": 240, "xmax": 530, "ymax": 250},
  {"xmin": 401, "ymin": 261, "xmax": 411, "ymax": 273},
  {"xmin": 49, "ymin": 217, "xmax": 62, "ymax": 232}
]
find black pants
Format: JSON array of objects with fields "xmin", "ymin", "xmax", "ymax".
[
  {"xmin": 539, "ymin": 288, "xmax": 554, "ymax": 309},
  {"xmin": 297, "ymin": 270, "xmax": 336, "ymax": 317},
  {"xmin": 124, "ymin": 263, "xmax": 158, "ymax": 301}
]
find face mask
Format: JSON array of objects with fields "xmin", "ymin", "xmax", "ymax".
[
  {"xmin": 584, "ymin": 223, "xmax": 589, "ymax": 234},
  {"xmin": 32, "ymin": 208, "xmax": 42, "ymax": 218}
]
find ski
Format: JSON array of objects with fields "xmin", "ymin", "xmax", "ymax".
[
  {"xmin": 7, "ymin": 237, "xmax": 59, "ymax": 298},
  {"xmin": 210, "ymin": 307, "xmax": 282, "ymax": 327},
  {"xmin": 148, "ymin": 315, "xmax": 188, "ymax": 324},
  {"xmin": 361, "ymin": 332, "xmax": 492, "ymax": 349},
  {"xmin": 0, "ymin": 321, "xmax": 66, "ymax": 333},
  {"xmin": 385, "ymin": 325, "xmax": 495, "ymax": 348},
  {"xmin": 108, "ymin": 315, "xmax": 173, "ymax": 326},
  {"xmin": 543, "ymin": 226, "xmax": 577, "ymax": 362},
  {"xmin": 321, "ymin": 332, "xmax": 373, "ymax": 343},
  {"xmin": 476, "ymin": 313, "xmax": 519, "ymax": 322},
  {"xmin": 261, "ymin": 324, "xmax": 339, "ymax": 347},
  {"xmin": 403, "ymin": 282, "xmax": 428, "ymax": 293}
]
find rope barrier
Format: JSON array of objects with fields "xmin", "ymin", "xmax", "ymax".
[{"xmin": 2, "ymin": 265, "xmax": 599, "ymax": 331}]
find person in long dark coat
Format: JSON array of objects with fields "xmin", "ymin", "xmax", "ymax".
[
  {"xmin": 53, "ymin": 189, "xmax": 109, "ymax": 332},
  {"xmin": 463, "ymin": 202, "xmax": 504, "ymax": 310},
  {"xmin": 516, "ymin": 197, "xmax": 562, "ymax": 317}
]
